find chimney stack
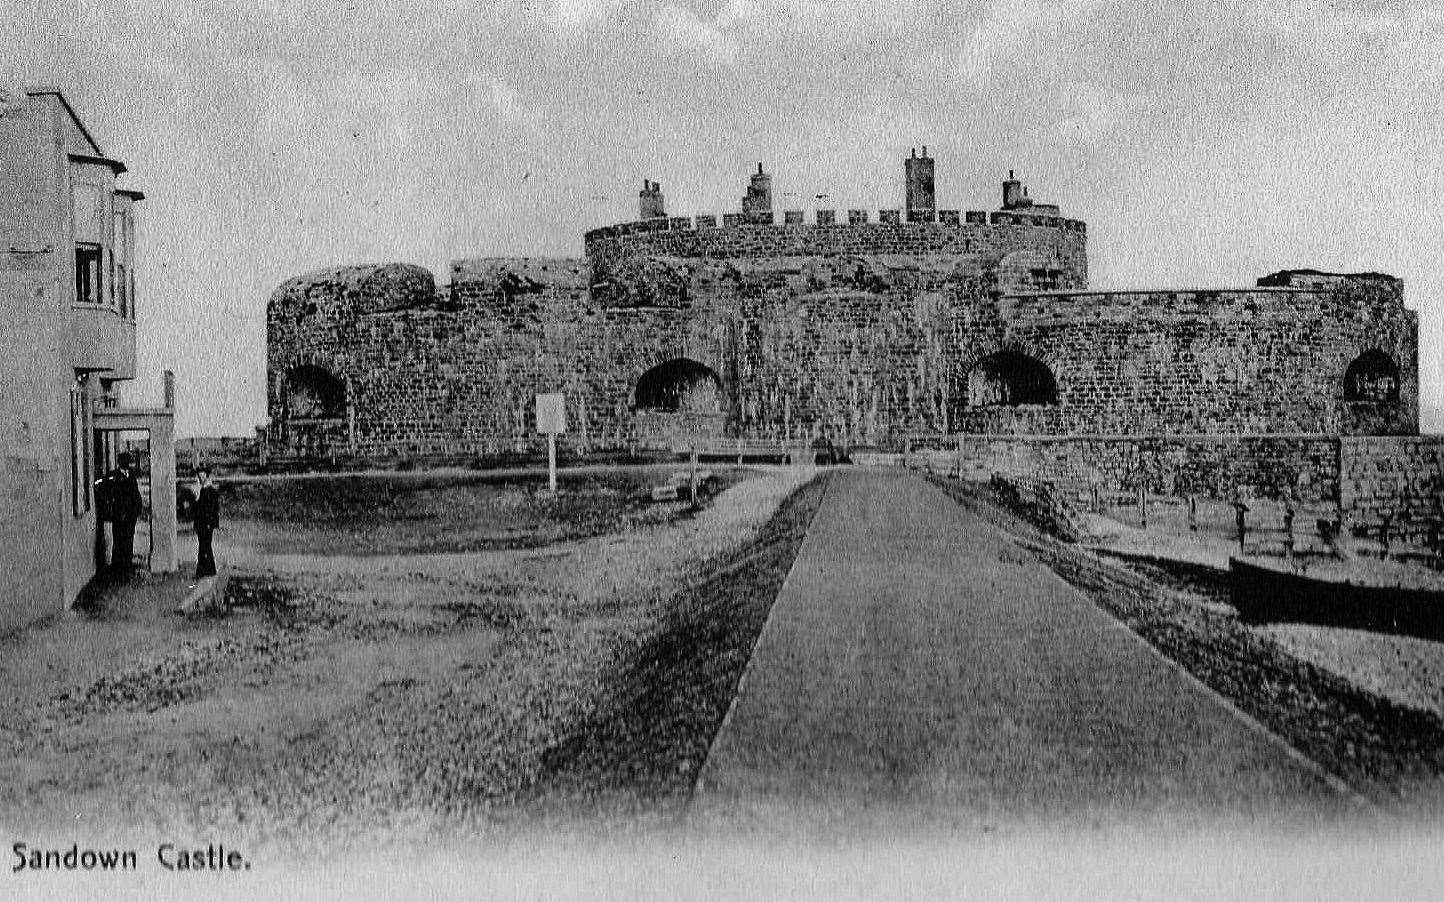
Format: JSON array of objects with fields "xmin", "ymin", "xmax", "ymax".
[
  {"xmin": 904, "ymin": 146, "xmax": 935, "ymax": 219},
  {"xmin": 1002, "ymin": 170, "xmax": 1030, "ymax": 209},
  {"xmin": 742, "ymin": 163, "xmax": 773, "ymax": 222},
  {"xmin": 639, "ymin": 179, "xmax": 666, "ymax": 219}
]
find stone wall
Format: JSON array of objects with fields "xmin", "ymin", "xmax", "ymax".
[
  {"xmin": 984, "ymin": 280, "xmax": 1418, "ymax": 435},
  {"xmin": 1340, "ymin": 436, "xmax": 1444, "ymax": 541},
  {"xmin": 908, "ymin": 432, "xmax": 1444, "ymax": 537},
  {"xmin": 266, "ymin": 257, "xmax": 1418, "ymax": 459},
  {"xmin": 267, "ymin": 259, "xmax": 594, "ymax": 457}
]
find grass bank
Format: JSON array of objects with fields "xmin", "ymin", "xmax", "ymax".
[
  {"xmin": 521, "ymin": 472, "xmax": 832, "ymax": 825},
  {"xmin": 220, "ymin": 469, "xmax": 748, "ymax": 555}
]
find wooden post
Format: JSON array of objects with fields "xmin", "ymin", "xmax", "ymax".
[
  {"xmin": 1187, "ymin": 495, "xmax": 1198, "ymax": 532},
  {"xmin": 1283, "ymin": 501, "xmax": 1295, "ymax": 561},
  {"xmin": 148, "ymin": 414, "xmax": 178, "ymax": 574},
  {"xmin": 547, "ymin": 432, "xmax": 557, "ymax": 493},
  {"xmin": 1234, "ymin": 501, "xmax": 1249, "ymax": 554},
  {"xmin": 347, "ymin": 397, "xmax": 357, "ymax": 454},
  {"xmin": 1318, "ymin": 517, "xmax": 1338, "ymax": 557},
  {"xmin": 536, "ymin": 393, "xmax": 565, "ymax": 493},
  {"xmin": 1138, "ymin": 484, "xmax": 1147, "ymax": 530},
  {"xmin": 1431, "ymin": 500, "xmax": 1443, "ymax": 562},
  {"xmin": 690, "ymin": 446, "xmax": 700, "ymax": 509}
]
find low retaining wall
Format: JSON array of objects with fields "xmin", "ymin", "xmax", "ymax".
[
  {"xmin": 912, "ymin": 433, "xmax": 1342, "ymax": 504},
  {"xmin": 904, "ymin": 432, "xmax": 1444, "ymax": 535}
]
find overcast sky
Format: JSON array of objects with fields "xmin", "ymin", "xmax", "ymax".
[{"xmin": 6, "ymin": 0, "xmax": 1443, "ymax": 435}]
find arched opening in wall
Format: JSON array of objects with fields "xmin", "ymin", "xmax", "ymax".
[
  {"xmin": 633, "ymin": 359, "xmax": 723, "ymax": 414},
  {"xmin": 1027, "ymin": 267, "xmax": 1064, "ymax": 291},
  {"xmin": 1342, "ymin": 349, "xmax": 1400, "ymax": 402},
  {"xmin": 285, "ymin": 365, "xmax": 347, "ymax": 419},
  {"xmin": 967, "ymin": 352, "xmax": 1058, "ymax": 407}
]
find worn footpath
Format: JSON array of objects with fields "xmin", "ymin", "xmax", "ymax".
[{"xmin": 691, "ymin": 469, "xmax": 1370, "ymax": 836}]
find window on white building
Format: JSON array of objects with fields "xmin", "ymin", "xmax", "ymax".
[{"xmin": 75, "ymin": 243, "xmax": 103, "ymax": 305}]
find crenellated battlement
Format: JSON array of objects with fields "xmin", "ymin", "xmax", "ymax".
[
  {"xmin": 586, "ymin": 152, "xmax": 1086, "ymax": 280},
  {"xmin": 584, "ymin": 203, "xmax": 1090, "ymax": 293},
  {"xmin": 584, "ymin": 208, "xmax": 1085, "ymax": 244}
]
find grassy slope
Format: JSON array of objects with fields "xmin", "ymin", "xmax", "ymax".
[
  {"xmin": 521, "ymin": 473, "xmax": 832, "ymax": 825},
  {"xmin": 221, "ymin": 470, "xmax": 748, "ymax": 555}
]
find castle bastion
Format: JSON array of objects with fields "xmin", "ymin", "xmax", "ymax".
[{"xmin": 265, "ymin": 150, "xmax": 1435, "ymax": 533}]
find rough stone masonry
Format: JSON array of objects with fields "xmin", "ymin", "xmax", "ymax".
[{"xmin": 264, "ymin": 150, "xmax": 1438, "ymax": 529}]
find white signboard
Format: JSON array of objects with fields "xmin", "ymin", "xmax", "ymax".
[{"xmin": 535, "ymin": 393, "xmax": 566, "ymax": 434}]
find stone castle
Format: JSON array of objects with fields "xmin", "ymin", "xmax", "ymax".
[{"xmin": 265, "ymin": 149, "xmax": 1440, "ymax": 536}]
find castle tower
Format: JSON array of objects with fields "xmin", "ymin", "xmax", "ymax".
[
  {"xmin": 904, "ymin": 146, "xmax": 935, "ymax": 220},
  {"xmin": 639, "ymin": 180, "xmax": 665, "ymax": 219},
  {"xmin": 741, "ymin": 163, "xmax": 772, "ymax": 222}
]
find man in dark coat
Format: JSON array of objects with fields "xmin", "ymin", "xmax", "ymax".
[
  {"xmin": 193, "ymin": 467, "xmax": 220, "ymax": 579},
  {"xmin": 99, "ymin": 452, "xmax": 144, "ymax": 574}
]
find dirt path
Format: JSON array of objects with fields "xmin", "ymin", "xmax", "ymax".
[{"xmin": 692, "ymin": 469, "xmax": 1370, "ymax": 837}]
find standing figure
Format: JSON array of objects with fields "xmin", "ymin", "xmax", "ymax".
[
  {"xmin": 193, "ymin": 468, "xmax": 220, "ymax": 579},
  {"xmin": 99, "ymin": 452, "xmax": 144, "ymax": 574}
]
